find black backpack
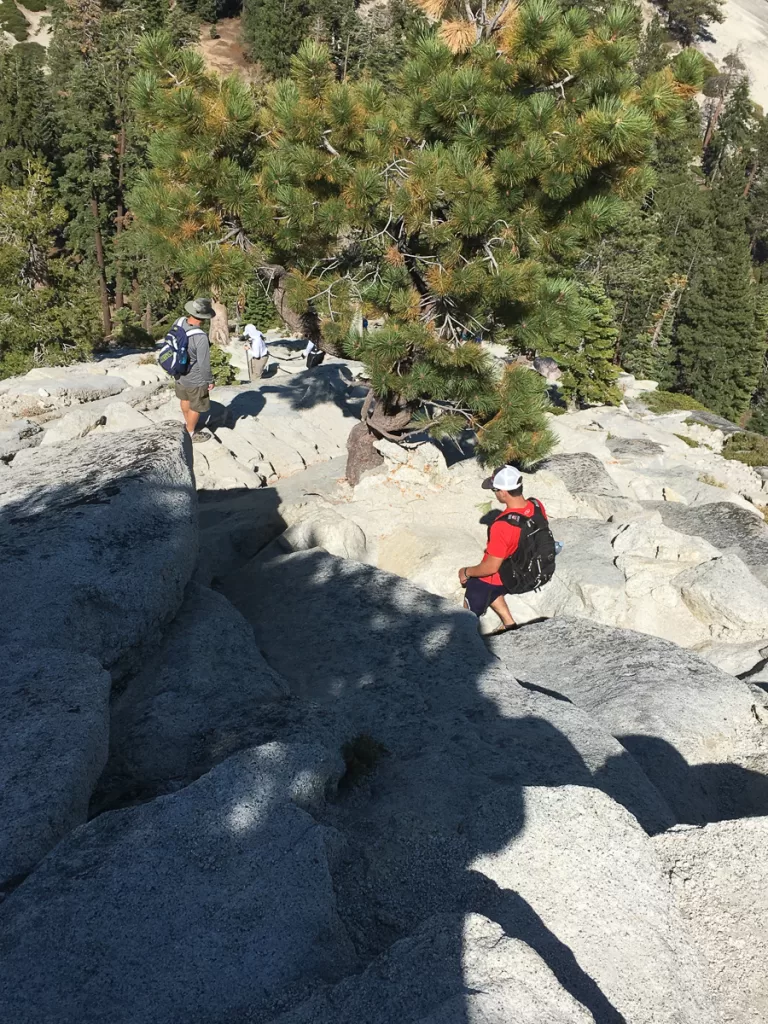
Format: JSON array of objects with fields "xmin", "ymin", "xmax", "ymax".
[
  {"xmin": 495, "ymin": 498, "xmax": 556, "ymax": 595},
  {"xmin": 306, "ymin": 346, "xmax": 326, "ymax": 369}
]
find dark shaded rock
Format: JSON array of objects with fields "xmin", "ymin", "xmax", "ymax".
[
  {"xmin": 536, "ymin": 452, "xmax": 620, "ymax": 496},
  {"xmin": 0, "ymin": 649, "xmax": 110, "ymax": 892},
  {"xmin": 0, "ymin": 744, "xmax": 357, "ymax": 1024},
  {"xmin": 489, "ymin": 617, "xmax": 768, "ymax": 825},
  {"xmin": 684, "ymin": 411, "xmax": 740, "ymax": 435},
  {"xmin": 647, "ymin": 500, "xmax": 768, "ymax": 586},
  {"xmin": 0, "ymin": 424, "xmax": 197, "ymax": 677},
  {"xmin": 94, "ymin": 583, "xmax": 286, "ymax": 812},
  {"xmin": 606, "ymin": 436, "xmax": 665, "ymax": 460}
]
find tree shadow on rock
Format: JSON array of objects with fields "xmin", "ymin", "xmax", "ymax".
[
  {"xmin": 609, "ymin": 733, "xmax": 768, "ymax": 825},
  {"xmin": 220, "ymin": 550, "xmax": 709, "ymax": 1022},
  {"xmin": 259, "ymin": 362, "xmax": 367, "ymax": 417}
]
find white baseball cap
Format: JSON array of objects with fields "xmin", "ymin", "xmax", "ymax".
[{"xmin": 482, "ymin": 465, "xmax": 522, "ymax": 491}]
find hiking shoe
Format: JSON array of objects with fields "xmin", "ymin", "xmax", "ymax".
[
  {"xmin": 191, "ymin": 430, "xmax": 212, "ymax": 444},
  {"xmin": 488, "ymin": 624, "xmax": 518, "ymax": 636}
]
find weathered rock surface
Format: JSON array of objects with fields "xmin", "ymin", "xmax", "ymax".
[
  {"xmin": 273, "ymin": 912, "xmax": 595, "ymax": 1024},
  {"xmin": 488, "ymin": 617, "xmax": 768, "ymax": 824},
  {"xmin": 606, "ymin": 435, "xmax": 666, "ymax": 460},
  {"xmin": 224, "ymin": 553, "xmax": 712, "ymax": 1021},
  {"xmin": 3, "ymin": 373, "xmax": 126, "ymax": 407},
  {"xmin": 684, "ymin": 410, "xmax": 741, "ymax": 435},
  {"xmin": 0, "ymin": 418, "xmax": 42, "ymax": 460},
  {"xmin": 100, "ymin": 400, "xmax": 153, "ymax": 432},
  {"xmin": 40, "ymin": 404, "xmax": 107, "ymax": 444},
  {"xmin": 0, "ymin": 743, "xmax": 357, "ymax": 1024},
  {"xmin": 650, "ymin": 500, "xmax": 768, "ymax": 586},
  {"xmin": 274, "ymin": 510, "xmax": 368, "ymax": 561},
  {"xmin": 224, "ymin": 551, "xmax": 674, "ymax": 831},
  {"xmin": 538, "ymin": 451, "xmax": 620, "ymax": 496},
  {"xmin": 673, "ymin": 552, "xmax": 768, "ymax": 644},
  {"xmin": 0, "ymin": 424, "xmax": 197, "ymax": 675},
  {"xmin": 655, "ymin": 817, "xmax": 768, "ymax": 1024},
  {"xmin": 0, "ymin": 649, "xmax": 111, "ymax": 892},
  {"xmin": 96, "ymin": 583, "xmax": 286, "ymax": 810}
]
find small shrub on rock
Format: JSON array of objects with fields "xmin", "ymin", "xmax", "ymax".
[
  {"xmin": 722, "ymin": 432, "xmax": 768, "ymax": 467},
  {"xmin": 642, "ymin": 390, "xmax": 710, "ymax": 414},
  {"xmin": 210, "ymin": 345, "xmax": 237, "ymax": 386},
  {"xmin": 674, "ymin": 433, "xmax": 700, "ymax": 448},
  {"xmin": 698, "ymin": 473, "xmax": 725, "ymax": 488}
]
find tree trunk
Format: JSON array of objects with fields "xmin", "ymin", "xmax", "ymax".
[
  {"xmin": 210, "ymin": 293, "xmax": 230, "ymax": 348},
  {"xmin": 114, "ymin": 124, "xmax": 127, "ymax": 311},
  {"xmin": 143, "ymin": 302, "xmax": 152, "ymax": 333},
  {"xmin": 743, "ymin": 162, "xmax": 759, "ymax": 198},
  {"xmin": 258, "ymin": 264, "xmax": 336, "ymax": 353},
  {"xmin": 703, "ymin": 94, "xmax": 725, "ymax": 150},
  {"xmin": 345, "ymin": 422, "xmax": 384, "ymax": 485},
  {"xmin": 91, "ymin": 196, "xmax": 112, "ymax": 338}
]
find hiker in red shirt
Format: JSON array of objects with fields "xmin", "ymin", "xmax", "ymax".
[{"xmin": 458, "ymin": 465, "xmax": 549, "ymax": 635}]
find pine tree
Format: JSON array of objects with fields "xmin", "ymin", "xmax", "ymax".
[
  {"xmin": 704, "ymin": 78, "xmax": 756, "ymax": 180},
  {"xmin": 242, "ymin": 0, "xmax": 313, "ymax": 76},
  {"xmin": 132, "ymin": 3, "xmax": 701, "ymax": 469},
  {"xmin": 555, "ymin": 282, "xmax": 622, "ymax": 407},
  {"xmin": 674, "ymin": 170, "xmax": 764, "ymax": 420},
  {"xmin": 0, "ymin": 166, "xmax": 102, "ymax": 377},
  {"xmin": 129, "ymin": 33, "xmax": 261, "ymax": 343},
  {"xmin": 476, "ymin": 366, "xmax": 556, "ymax": 467},
  {"xmin": 658, "ymin": 0, "xmax": 724, "ymax": 45},
  {"xmin": 0, "ymin": 43, "xmax": 56, "ymax": 186}
]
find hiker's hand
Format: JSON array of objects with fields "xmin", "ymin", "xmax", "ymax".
[
  {"xmin": 208, "ymin": 383, "xmax": 214, "ymax": 391},
  {"xmin": 458, "ymin": 567, "xmax": 469, "ymax": 586}
]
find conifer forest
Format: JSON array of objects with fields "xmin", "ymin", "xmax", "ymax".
[{"xmin": 2, "ymin": 0, "xmax": 768, "ymax": 463}]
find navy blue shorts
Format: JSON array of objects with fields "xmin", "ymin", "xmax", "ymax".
[{"xmin": 464, "ymin": 578, "xmax": 507, "ymax": 616}]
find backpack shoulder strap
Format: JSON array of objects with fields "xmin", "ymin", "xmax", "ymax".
[{"xmin": 495, "ymin": 509, "xmax": 525, "ymax": 525}]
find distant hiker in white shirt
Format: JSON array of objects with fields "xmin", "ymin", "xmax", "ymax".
[{"xmin": 243, "ymin": 324, "xmax": 269, "ymax": 380}]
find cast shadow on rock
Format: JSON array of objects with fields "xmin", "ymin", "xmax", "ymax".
[{"xmin": 222, "ymin": 550, "xmax": 678, "ymax": 1022}]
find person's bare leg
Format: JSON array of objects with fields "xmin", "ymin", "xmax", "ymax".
[
  {"xmin": 490, "ymin": 595, "xmax": 515, "ymax": 628},
  {"xmin": 179, "ymin": 399, "xmax": 200, "ymax": 436}
]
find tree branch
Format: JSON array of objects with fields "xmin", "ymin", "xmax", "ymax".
[
  {"xmin": 486, "ymin": 0, "xmax": 515, "ymax": 36},
  {"xmin": 321, "ymin": 132, "xmax": 340, "ymax": 157}
]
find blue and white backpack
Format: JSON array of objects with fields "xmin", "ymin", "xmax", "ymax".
[{"xmin": 158, "ymin": 318, "xmax": 204, "ymax": 379}]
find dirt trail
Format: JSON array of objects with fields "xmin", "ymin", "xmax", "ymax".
[{"xmin": 195, "ymin": 17, "xmax": 265, "ymax": 83}]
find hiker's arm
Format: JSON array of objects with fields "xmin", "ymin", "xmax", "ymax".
[
  {"xmin": 198, "ymin": 339, "xmax": 214, "ymax": 387},
  {"xmin": 459, "ymin": 556, "xmax": 503, "ymax": 583}
]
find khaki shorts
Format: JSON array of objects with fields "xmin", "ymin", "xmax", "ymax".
[
  {"xmin": 174, "ymin": 382, "xmax": 211, "ymax": 413},
  {"xmin": 248, "ymin": 355, "xmax": 269, "ymax": 380}
]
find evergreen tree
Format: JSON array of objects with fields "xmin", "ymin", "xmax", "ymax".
[
  {"xmin": 0, "ymin": 166, "xmax": 102, "ymax": 377},
  {"xmin": 658, "ymin": 0, "xmax": 724, "ymax": 45},
  {"xmin": 594, "ymin": 208, "xmax": 668, "ymax": 371},
  {"xmin": 675, "ymin": 170, "xmax": 764, "ymax": 420},
  {"xmin": 129, "ymin": 34, "xmax": 261, "ymax": 343},
  {"xmin": 353, "ymin": 0, "xmax": 428, "ymax": 81},
  {"xmin": 555, "ymin": 282, "xmax": 622, "ymax": 407},
  {"xmin": 0, "ymin": 43, "xmax": 56, "ymax": 186},
  {"xmin": 132, "ymin": 3, "xmax": 701, "ymax": 467},
  {"xmin": 476, "ymin": 366, "xmax": 557, "ymax": 467},
  {"xmin": 703, "ymin": 77, "xmax": 757, "ymax": 180},
  {"xmin": 242, "ymin": 0, "xmax": 313, "ymax": 76},
  {"xmin": 633, "ymin": 16, "xmax": 672, "ymax": 78}
]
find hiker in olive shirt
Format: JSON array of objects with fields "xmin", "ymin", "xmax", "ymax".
[{"xmin": 175, "ymin": 298, "xmax": 215, "ymax": 443}]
